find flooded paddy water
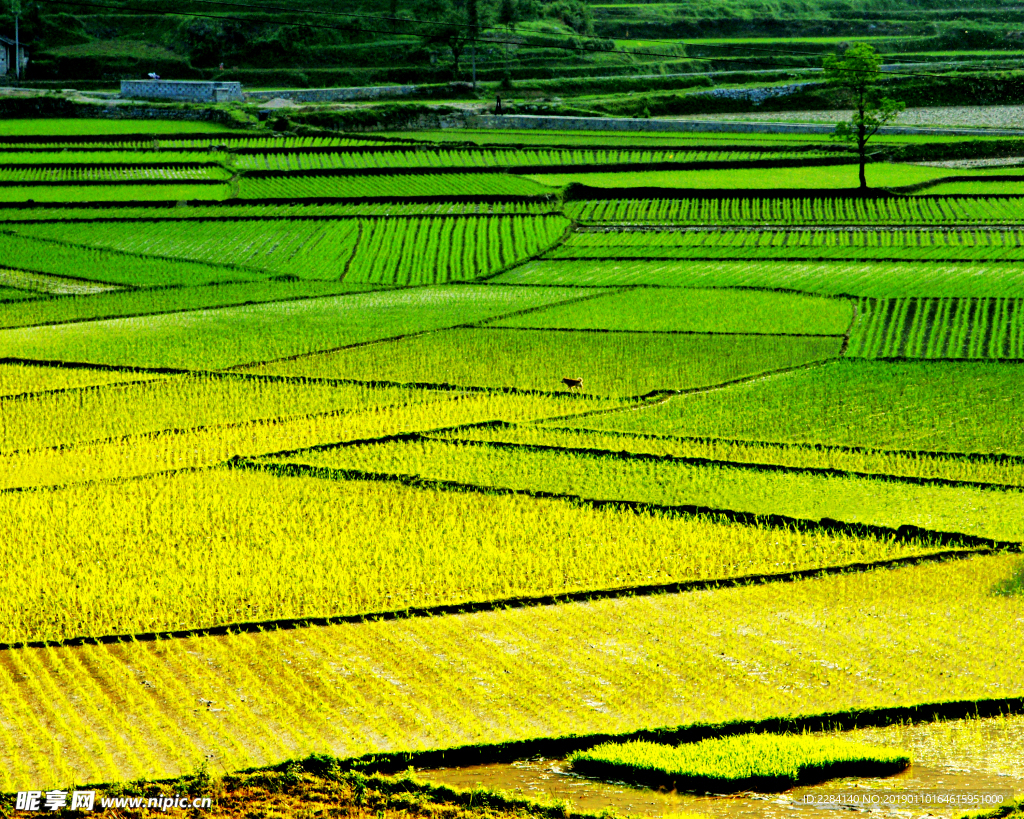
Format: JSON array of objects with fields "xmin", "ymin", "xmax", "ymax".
[{"xmin": 417, "ymin": 715, "xmax": 1024, "ymax": 819}]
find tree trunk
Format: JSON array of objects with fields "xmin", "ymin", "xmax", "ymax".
[{"xmin": 858, "ymin": 117, "xmax": 867, "ymax": 189}]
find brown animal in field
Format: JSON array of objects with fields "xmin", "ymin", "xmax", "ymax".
[{"xmin": 562, "ymin": 377, "xmax": 583, "ymax": 390}]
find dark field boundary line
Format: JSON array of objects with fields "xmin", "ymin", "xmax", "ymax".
[
  {"xmin": 546, "ymin": 253, "xmax": 1024, "ymax": 265},
  {"xmin": 0, "ymin": 211, "xmax": 562, "ymax": 226},
  {"xmin": 538, "ymin": 356, "xmax": 844, "ymax": 425},
  {"xmin": 477, "ymin": 325, "xmax": 846, "ymax": 339},
  {"xmin": 0, "ymin": 177, "xmax": 227, "ymax": 188},
  {"xmin": 0, "ymin": 506, "xmax": 1012, "ymax": 653},
  {"xmin": 563, "ymin": 184, "xmax": 1024, "ymax": 202},
  {"xmin": 0, "ymin": 356, "xmax": 642, "ymax": 404},
  {"xmin": 408, "ymin": 433, "xmax": 1024, "ymax": 493},
  {"xmin": 332, "ymin": 696, "xmax": 1024, "ymax": 775},
  {"xmin": 562, "ymin": 184, "xmax": 904, "ymax": 201},
  {"xmin": 239, "ymin": 458, "xmax": 1024, "ymax": 553},
  {"xmin": 576, "ymin": 224, "xmax": 1024, "ymax": 234},
  {"xmin": 538, "ymin": 421, "xmax": 1024, "ymax": 467},
  {"xmin": 579, "ymin": 220, "xmax": 1024, "ymax": 229},
  {"xmin": 0, "ymin": 403, "xmax": 470, "ymax": 481},
  {"xmin": 243, "ymin": 157, "xmax": 858, "ymax": 179}
]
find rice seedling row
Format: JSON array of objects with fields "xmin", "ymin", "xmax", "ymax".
[
  {"xmin": 579, "ymin": 359, "xmax": 1024, "ymax": 454},
  {"xmin": 14, "ymin": 213, "xmax": 569, "ymax": 286},
  {"xmin": 0, "ymin": 466, "xmax": 965, "ymax": 646},
  {"xmin": 435, "ymin": 422, "xmax": 1024, "ymax": 486},
  {"xmin": 0, "ymin": 150, "xmax": 227, "ymax": 165},
  {"xmin": 0, "ymin": 280, "xmax": 390, "ymax": 331},
  {"xmin": 566, "ymin": 195, "xmax": 1024, "ymax": 226},
  {"xmin": 0, "ymin": 286, "xmax": 38, "ymax": 303},
  {"xmin": 0, "ymin": 165, "xmax": 232, "ymax": 184},
  {"xmin": 551, "ymin": 227, "xmax": 1024, "ymax": 263},
  {"xmin": 235, "ymin": 148, "xmax": 841, "ymax": 173},
  {"xmin": 260, "ymin": 436, "xmax": 1024, "ymax": 541},
  {"xmin": 0, "ymin": 200, "xmax": 559, "ymax": 224},
  {"xmin": 486, "ymin": 287, "xmax": 853, "ymax": 335},
  {"xmin": 0, "ymin": 390, "xmax": 620, "ymax": 493},
  {"xmin": 0, "ymin": 286, "xmax": 590, "ymax": 370},
  {"xmin": 0, "ymin": 361, "xmax": 164, "ymax": 399},
  {"xmin": 1, "ymin": 554, "xmax": 1020, "ymax": 789},
  {"xmin": 0, "ymin": 231, "xmax": 260, "ymax": 288},
  {"xmin": 237, "ymin": 173, "xmax": 555, "ymax": 200},
  {"xmin": 496, "ymin": 259, "xmax": 1024, "ymax": 298},
  {"xmin": 0, "ymin": 373, "xmax": 449, "ymax": 453},
  {"xmin": 526, "ymin": 164, "xmax": 951, "ymax": 191},
  {"xmin": 848, "ymin": 297, "xmax": 1024, "ymax": 359},
  {"xmin": 247, "ymin": 328, "xmax": 842, "ymax": 398}
]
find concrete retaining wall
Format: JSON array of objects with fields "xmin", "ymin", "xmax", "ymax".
[
  {"xmin": 121, "ymin": 80, "xmax": 244, "ymax": 103},
  {"xmin": 246, "ymin": 85, "xmax": 417, "ymax": 103},
  {"xmin": 465, "ymin": 114, "xmax": 1024, "ymax": 137}
]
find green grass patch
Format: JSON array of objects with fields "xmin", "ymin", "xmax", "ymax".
[
  {"xmin": 265, "ymin": 437, "xmax": 1024, "ymax": 540},
  {"xmin": 0, "ymin": 231, "xmax": 262, "ymax": 287},
  {"xmin": 0, "ymin": 280, "xmax": 387, "ymax": 330},
  {"xmin": 577, "ymin": 360, "xmax": 1024, "ymax": 453},
  {"xmin": 488, "ymin": 287, "xmax": 852, "ymax": 335},
  {"xmin": 0, "ymin": 286, "xmax": 586, "ymax": 370},
  {"xmin": 248, "ymin": 328, "xmax": 841, "ymax": 396},
  {"xmin": 0, "ymin": 375, "xmax": 431, "ymax": 452},
  {"xmin": 237, "ymin": 173, "xmax": 555, "ymax": 200},
  {"xmin": 435, "ymin": 423, "xmax": 1024, "ymax": 486},
  {"xmin": 525, "ymin": 164, "xmax": 947, "ymax": 190},
  {"xmin": 0, "ymin": 286, "xmax": 38, "ymax": 302},
  {"xmin": 551, "ymin": 227, "xmax": 1024, "ymax": 263},
  {"xmin": 0, "ymin": 183, "xmax": 232, "ymax": 203},
  {"xmin": 493, "ymin": 259, "xmax": 1024, "ymax": 298},
  {"xmin": 568, "ymin": 735, "xmax": 910, "ymax": 793},
  {"xmin": 0, "ymin": 118, "xmax": 242, "ymax": 136}
]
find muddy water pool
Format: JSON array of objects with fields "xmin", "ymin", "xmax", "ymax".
[{"xmin": 417, "ymin": 715, "xmax": 1024, "ymax": 818}]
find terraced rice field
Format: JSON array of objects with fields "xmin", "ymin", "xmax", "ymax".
[{"xmin": 1, "ymin": 119, "xmax": 1021, "ymax": 809}]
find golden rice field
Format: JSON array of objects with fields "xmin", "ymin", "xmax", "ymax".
[{"xmin": 1, "ymin": 118, "xmax": 1022, "ymax": 805}]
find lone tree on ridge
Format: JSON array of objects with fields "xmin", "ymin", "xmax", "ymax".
[{"xmin": 822, "ymin": 43, "xmax": 905, "ymax": 189}]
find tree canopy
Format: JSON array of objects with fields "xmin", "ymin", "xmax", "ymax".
[{"xmin": 823, "ymin": 43, "xmax": 905, "ymax": 189}]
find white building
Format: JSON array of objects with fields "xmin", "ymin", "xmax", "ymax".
[{"xmin": 0, "ymin": 35, "xmax": 29, "ymax": 78}]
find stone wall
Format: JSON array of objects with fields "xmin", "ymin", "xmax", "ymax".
[
  {"xmin": 120, "ymin": 80, "xmax": 244, "ymax": 103},
  {"xmin": 246, "ymin": 85, "xmax": 416, "ymax": 103},
  {"xmin": 465, "ymin": 114, "xmax": 1024, "ymax": 137}
]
